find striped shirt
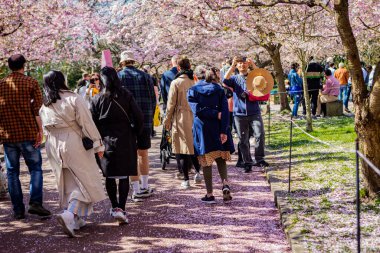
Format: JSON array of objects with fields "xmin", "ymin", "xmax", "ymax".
[{"xmin": 0, "ymin": 72, "xmax": 42, "ymax": 143}]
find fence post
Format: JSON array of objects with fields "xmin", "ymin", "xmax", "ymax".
[
  {"xmin": 288, "ymin": 115, "xmax": 293, "ymax": 193},
  {"xmin": 355, "ymin": 138, "xmax": 361, "ymax": 253},
  {"xmin": 268, "ymin": 101, "xmax": 271, "ymax": 146}
]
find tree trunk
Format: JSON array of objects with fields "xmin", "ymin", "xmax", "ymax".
[
  {"xmin": 334, "ymin": 0, "xmax": 380, "ymax": 197},
  {"xmin": 264, "ymin": 43, "xmax": 291, "ymax": 112},
  {"xmin": 300, "ymin": 60, "xmax": 313, "ymax": 132}
]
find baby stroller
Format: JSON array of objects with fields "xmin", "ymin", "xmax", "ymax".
[{"xmin": 160, "ymin": 128, "xmax": 175, "ymax": 170}]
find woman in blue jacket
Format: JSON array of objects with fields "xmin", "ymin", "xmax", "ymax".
[
  {"xmin": 187, "ymin": 66, "xmax": 235, "ymax": 204},
  {"xmin": 288, "ymin": 63, "xmax": 305, "ymax": 117}
]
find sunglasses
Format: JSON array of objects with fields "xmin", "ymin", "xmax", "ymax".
[{"xmin": 91, "ymin": 78, "xmax": 99, "ymax": 81}]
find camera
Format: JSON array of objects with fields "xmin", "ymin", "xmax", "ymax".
[
  {"xmin": 240, "ymin": 91, "xmax": 248, "ymax": 99},
  {"xmin": 236, "ymin": 56, "xmax": 247, "ymax": 63}
]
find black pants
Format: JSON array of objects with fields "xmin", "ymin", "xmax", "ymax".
[
  {"xmin": 309, "ymin": 90, "xmax": 319, "ymax": 116},
  {"xmin": 175, "ymin": 154, "xmax": 192, "ymax": 180},
  {"xmin": 191, "ymin": 155, "xmax": 200, "ymax": 173},
  {"xmin": 105, "ymin": 177, "xmax": 129, "ymax": 211}
]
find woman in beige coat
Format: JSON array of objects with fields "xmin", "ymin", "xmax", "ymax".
[
  {"xmin": 40, "ymin": 70, "xmax": 106, "ymax": 237},
  {"xmin": 164, "ymin": 56, "xmax": 195, "ymax": 189}
]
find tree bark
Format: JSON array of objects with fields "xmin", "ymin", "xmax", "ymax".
[
  {"xmin": 300, "ymin": 59, "xmax": 313, "ymax": 132},
  {"xmin": 334, "ymin": 0, "xmax": 380, "ymax": 197},
  {"xmin": 264, "ymin": 43, "xmax": 291, "ymax": 112}
]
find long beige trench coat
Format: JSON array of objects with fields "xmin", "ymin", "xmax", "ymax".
[
  {"xmin": 40, "ymin": 91, "xmax": 106, "ymax": 210},
  {"xmin": 164, "ymin": 74, "xmax": 195, "ymax": 155}
]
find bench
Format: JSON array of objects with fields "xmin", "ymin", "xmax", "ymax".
[{"xmin": 326, "ymin": 100, "xmax": 343, "ymax": 116}]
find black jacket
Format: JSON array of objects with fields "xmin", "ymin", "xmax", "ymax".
[{"xmin": 91, "ymin": 89, "xmax": 144, "ymax": 177}]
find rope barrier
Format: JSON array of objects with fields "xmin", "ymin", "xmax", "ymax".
[
  {"xmin": 356, "ymin": 151, "xmax": 380, "ymax": 176},
  {"xmin": 272, "ymin": 86, "xmax": 344, "ymax": 95},
  {"xmin": 274, "ymin": 114, "xmax": 356, "ymax": 154}
]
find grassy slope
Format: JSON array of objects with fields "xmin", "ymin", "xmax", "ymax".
[{"xmin": 264, "ymin": 115, "xmax": 380, "ymax": 252}]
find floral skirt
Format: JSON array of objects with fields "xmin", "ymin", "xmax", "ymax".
[{"xmin": 198, "ymin": 151, "xmax": 231, "ymax": 167}]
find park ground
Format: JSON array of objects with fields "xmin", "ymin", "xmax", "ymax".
[
  {"xmin": 263, "ymin": 108, "xmax": 380, "ymax": 252},
  {"xmin": 0, "ymin": 124, "xmax": 290, "ymax": 253}
]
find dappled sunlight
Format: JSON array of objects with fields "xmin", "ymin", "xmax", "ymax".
[{"xmin": 0, "ymin": 127, "xmax": 289, "ymax": 252}]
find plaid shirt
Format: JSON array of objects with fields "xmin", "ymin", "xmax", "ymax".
[
  {"xmin": 0, "ymin": 72, "xmax": 42, "ymax": 143},
  {"xmin": 118, "ymin": 67, "xmax": 156, "ymax": 129}
]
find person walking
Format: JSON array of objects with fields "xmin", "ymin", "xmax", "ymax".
[
  {"xmin": 188, "ymin": 66, "xmax": 235, "ymax": 203},
  {"xmin": 40, "ymin": 70, "xmax": 106, "ymax": 237},
  {"xmin": 223, "ymin": 56, "xmax": 272, "ymax": 173},
  {"xmin": 0, "ymin": 54, "xmax": 51, "ymax": 220},
  {"xmin": 118, "ymin": 51, "xmax": 156, "ymax": 202},
  {"xmin": 163, "ymin": 56, "xmax": 195, "ymax": 189},
  {"xmin": 91, "ymin": 67, "xmax": 143, "ymax": 224},
  {"xmin": 160, "ymin": 55, "xmax": 179, "ymax": 112}
]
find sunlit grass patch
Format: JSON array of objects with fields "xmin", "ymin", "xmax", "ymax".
[{"xmin": 264, "ymin": 114, "xmax": 380, "ymax": 252}]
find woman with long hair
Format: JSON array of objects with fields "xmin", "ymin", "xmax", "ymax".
[
  {"xmin": 187, "ymin": 66, "xmax": 235, "ymax": 203},
  {"xmin": 91, "ymin": 67, "xmax": 143, "ymax": 224},
  {"xmin": 39, "ymin": 70, "xmax": 106, "ymax": 237}
]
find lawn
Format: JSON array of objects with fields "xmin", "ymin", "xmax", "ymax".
[{"xmin": 263, "ymin": 114, "xmax": 380, "ymax": 252}]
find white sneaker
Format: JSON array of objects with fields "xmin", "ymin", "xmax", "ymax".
[
  {"xmin": 111, "ymin": 208, "xmax": 128, "ymax": 224},
  {"xmin": 74, "ymin": 216, "xmax": 86, "ymax": 230},
  {"xmin": 57, "ymin": 210, "xmax": 75, "ymax": 237},
  {"xmin": 194, "ymin": 173, "xmax": 202, "ymax": 184},
  {"xmin": 181, "ymin": 180, "xmax": 190, "ymax": 189}
]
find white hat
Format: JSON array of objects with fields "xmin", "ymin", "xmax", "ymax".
[{"xmin": 120, "ymin": 51, "xmax": 135, "ymax": 63}]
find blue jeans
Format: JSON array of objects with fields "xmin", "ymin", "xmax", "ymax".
[
  {"xmin": 345, "ymin": 84, "xmax": 352, "ymax": 109},
  {"xmin": 339, "ymin": 85, "xmax": 349, "ymax": 109},
  {"xmin": 3, "ymin": 141, "xmax": 43, "ymax": 214},
  {"xmin": 292, "ymin": 94, "xmax": 303, "ymax": 116},
  {"xmin": 234, "ymin": 114, "xmax": 265, "ymax": 166}
]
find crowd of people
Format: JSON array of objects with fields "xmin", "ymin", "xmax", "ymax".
[
  {"xmin": 286, "ymin": 56, "xmax": 376, "ymax": 119},
  {"xmin": 5, "ymin": 51, "xmax": 356, "ymax": 238}
]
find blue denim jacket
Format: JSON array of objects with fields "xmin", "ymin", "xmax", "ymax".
[
  {"xmin": 223, "ymin": 75, "xmax": 261, "ymax": 116},
  {"xmin": 288, "ymin": 69, "xmax": 303, "ymax": 87}
]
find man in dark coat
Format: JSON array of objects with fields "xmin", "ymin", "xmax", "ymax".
[
  {"xmin": 160, "ymin": 55, "xmax": 179, "ymax": 112},
  {"xmin": 305, "ymin": 56, "xmax": 324, "ymax": 117}
]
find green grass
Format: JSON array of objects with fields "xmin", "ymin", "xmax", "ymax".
[{"xmin": 264, "ymin": 114, "xmax": 380, "ymax": 252}]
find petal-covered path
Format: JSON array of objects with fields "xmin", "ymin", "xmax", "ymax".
[{"xmin": 0, "ymin": 129, "xmax": 289, "ymax": 252}]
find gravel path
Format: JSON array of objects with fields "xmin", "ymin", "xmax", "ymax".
[{"xmin": 0, "ymin": 130, "xmax": 290, "ymax": 253}]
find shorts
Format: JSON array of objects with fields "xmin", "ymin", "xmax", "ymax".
[{"xmin": 137, "ymin": 128, "xmax": 152, "ymax": 150}]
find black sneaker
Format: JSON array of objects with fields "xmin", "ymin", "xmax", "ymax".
[
  {"xmin": 253, "ymin": 160, "xmax": 269, "ymax": 167},
  {"xmin": 201, "ymin": 195, "xmax": 216, "ymax": 204},
  {"xmin": 244, "ymin": 165, "xmax": 252, "ymax": 173},
  {"xmin": 235, "ymin": 161, "xmax": 245, "ymax": 168},
  {"xmin": 131, "ymin": 193, "xmax": 145, "ymax": 202},
  {"xmin": 222, "ymin": 185, "xmax": 232, "ymax": 201},
  {"xmin": 28, "ymin": 203, "xmax": 51, "ymax": 216},
  {"xmin": 139, "ymin": 187, "xmax": 154, "ymax": 197},
  {"xmin": 14, "ymin": 212, "xmax": 25, "ymax": 220}
]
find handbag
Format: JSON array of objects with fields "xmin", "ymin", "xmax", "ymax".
[
  {"xmin": 153, "ymin": 105, "xmax": 161, "ymax": 127},
  {"xmin": 51, "ymin": 103, "xmax": 94, "ymax": 150},
  {"xmin": 112, "ymin": 98, "xmax": 136, "ymax": 132}
]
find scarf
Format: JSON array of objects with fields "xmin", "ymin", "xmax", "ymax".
[{"xmin": 175, "ymin": 69, "xmax": 194, "ymax": 80}]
